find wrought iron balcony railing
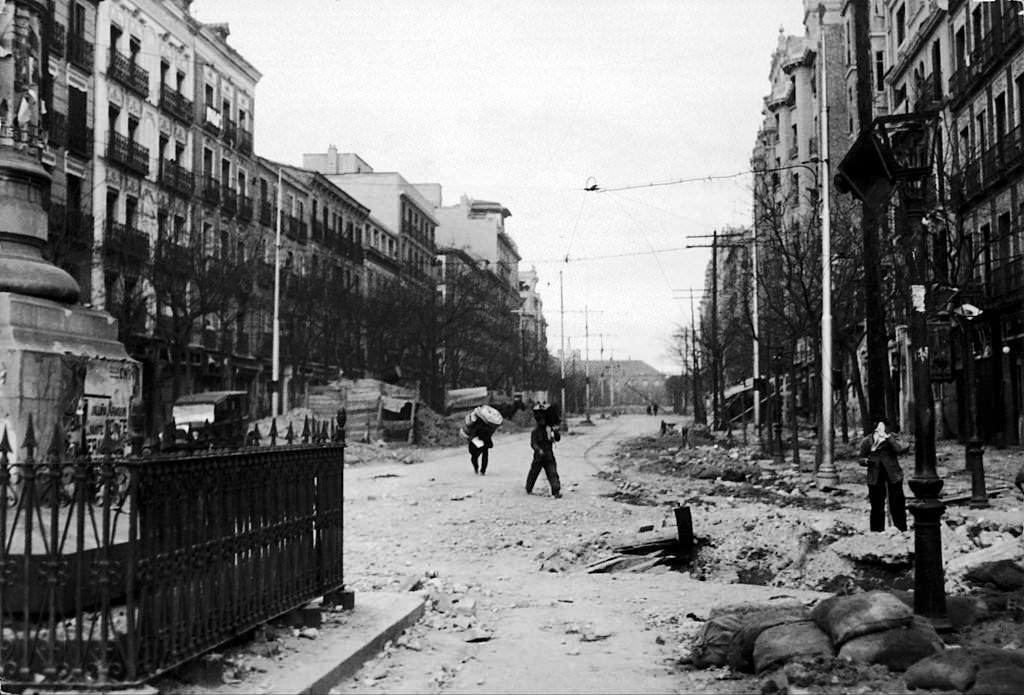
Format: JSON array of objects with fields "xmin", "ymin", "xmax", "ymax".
[
  {"xmin": 990, "ymin": 256, "xmax": 1024, "ymax": 300},
  {"xmin": 107, "ymin": 131, "xmax": 149, "ymax": 177},
  {"xmin": 108, "ymin": 49, "xmax": 148, "ymax": 97},
  {"xmin": 47, "ymin": 204, "xmax": 93, "ymax": 252},
  {"xmin": 67, "ymin": 33, "xmax": 93, "ymax": 73},
  {"xmin": 221, "ymin": 187, "xmax": 237, "ymax": 217},
  {"xmin": 949, "ymin": 6, "xmax": 1024, "ymax": 106},
  {"xmin": 222, "ymin": 117, "xmax": 236, "ymax": 146},
  {"xmin": 237, "ymin": 129, "xmax": 253, "ymax": 155},
  {"xmin": 201, "ymin": 176, "xmax": 220, "ymax": 205},
  {"xmin": 50, "ymin": 22, "xmax": 66, "ymax": 57},
  {"xmin": 104, "ymin": 221, "xmax": 150, "ymax": 263},
  {"xmin": 159, "ymin": 159, "xmax": 194, "ymax": 198},
  {"xmin": 46, "ymin": 111, "xmax": 67, "ymax": 148},
  {"xmin": 259, "ymin": 200, "xmax": 274, "ymax": 227},
  {"xmin": 159, "ymin": 84, "xmax": 193, "ymax": 124},
  {"xmin": 203, "ymin": 104, "xmax": 222, "ymax": 134},
  {"xmin": 238, "ymin": 194, "xmax": 254, "ymax": 222},
  {"xmin": 68, "ymin": 124, "xmax": 92, "ymax": 158}
]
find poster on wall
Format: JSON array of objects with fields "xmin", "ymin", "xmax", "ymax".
[{"xmin": 73, "ymin": 358, "xmax": 141, "ymax": 456}]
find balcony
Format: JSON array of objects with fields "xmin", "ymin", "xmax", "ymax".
[
  {"xmin": 159, "ymin": 159, "xmax": 194, "ymax": 198},
  {"xmin": 221, "ymin": 186, "xmax": 237, "ymax": 217},
  {"xmin": 990, "ymin": 256, "xmax": 1024, "ymax": 301},
  {"xmin": 160, "ymin": 84, "xmax": 193, "ymax": 124},
  {"xmin": 952, "ymin": 125, "xmax": 1024, "ymax": 209},
  {"xmin": 238, "ymin": 194, "xmax": 254, "ymax": 222},
  {"xmin": 68, "ymin": 124, "xmax": 92, "ymax": 158},
  {"xmin": 203, "ymin": 104, "xmax": 222, "ymax": 134},
  {"xmin": 104, "ymin": 222, "xmax": 150, "ymax": 264},
  {"xmin": 949, "ymin": 6, "xmax": 1024, "ymax": 107},
  {"xmin": 285, "ymin": 215, "xmax": 306, "ymax": 243},
  {"xmin": 201, "ymin": 176, "xmax": 220, "ymax": 206},
  {"xmin": 107, "ymin": 131, "xmax": 149, "ymax": 177},
  {"xmin": 46, "ymin": 111, "xmax": 66, "ymax": 148},
  {"xmin": 913, "ymin": 72, "xmax": 943, "ymax": 112},
  {"xmin": 222, "ymin": 117, "xmax": 236, "ymax": 146},
  {"xmin": 259, "ymin": 200, "xmax": 274, "ymax": 227},
  {"xmin": 337, "ymin": 236, "xmax": 364, "ymax": 264},
  {"xmin": 154, "ymin": 239, "xmax": 194, "ymax": 271},
  {"xmin": 237, "ymin": 129, "xmax": 253, "ymax": 155},
  {"xmin": 47, "ymin": 204, "xmax": 93, "ymax": 252},
  {"xmin": 67, "ymin": 33, "xmax": 93, "ymax": 73},
  {"xmin": 50, "ymin": 22, "xmax": 66, "ymax": 57},
  {"xmin": 311, "ymin": 220, "xmax": 325, "ymax": 243},
  {"xmin": 108, "ymin": 49, "xmax": 149, "ymax": 97}
]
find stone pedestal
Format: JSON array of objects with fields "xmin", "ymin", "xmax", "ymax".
[{"xmin": 0, "ymin": 292, "xmax": 136, "ymax": 461}]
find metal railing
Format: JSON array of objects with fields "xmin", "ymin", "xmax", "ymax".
[
  {"xmin": 50, "ymin": 22, "xmax": 67, "ymax": 57},
  {"xmin": 159, "ymin": 85, "xmax": 193, "ymax": 124},
  {"xmin": 67, "ymin": 33, "xmax": 94, "ymax": 73},
  {"xmin": 159, "ymin": 160, "xmax": 194, "ymax": 198},
  {"xmin": 0, "ymin": 415, "xmax": 346, "ymax": 688},
  {"xmin": 238, "ymin": 194, "xmax": 254, "ymax": 222},
  {"xmin": 104, "ymin": 222, "xmax": 150, "ymax": 263},
  {"xmin": 108, "ymin": 49, "xmax": 149, "ymax": 97},
  {"xmin": 107, "ymin": 131, "xmax": 149, "ymax": 177}
]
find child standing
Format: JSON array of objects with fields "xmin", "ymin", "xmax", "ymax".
[{"xmin": 526, "ymin": 403, "xmax": 561, "ymax": 498}]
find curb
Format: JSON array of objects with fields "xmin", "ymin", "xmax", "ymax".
[{"xmin": 296, "ymin": 591, "xmax": 426, "ymax": 694}]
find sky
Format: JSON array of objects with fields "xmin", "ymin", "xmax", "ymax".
[{"xmin": 192, "ymin": 0, "xmax": 809, "ymax": 375}]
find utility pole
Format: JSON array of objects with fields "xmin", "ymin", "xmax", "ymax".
[
  {"xmin": 559, "ymin": 270, "xmax": 566, "ymax": 420},
  {"xmin": 272, "ymin": 167, "xmax": 283, "ymax": 417},
  {"xmin": 852, "ymin": 0, "xmax": 889, "ymax": 428},
  {"xmin": 818, "ymin": 4, "xmax": 839, "ymax": 488},
  {"xmin": 584, "ymin": 305, "xmax": 592, "ymax": 423},
  {"xmin": 673, "ymin": 288, "xmax": 708, "ymax": 425}
]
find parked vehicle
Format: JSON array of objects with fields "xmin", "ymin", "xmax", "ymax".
[{"xmin": 163, "ymin": 390, "xmax": 249, "ymax": 451}]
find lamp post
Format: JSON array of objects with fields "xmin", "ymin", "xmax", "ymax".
[{"xmin": 836, "ymin": 112, "xmax": 947, "ymax": 626}]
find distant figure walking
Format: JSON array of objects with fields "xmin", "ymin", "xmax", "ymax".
[
  {"xmin": 461, "ymin": 405, "xmax": 503, "ymax": 475},
  {"xmin": 652, "ymin": 403, "xmax": 659, "ymax": 416},
  {"xmin": 526, "ymin": 403, "xmax": 562, "ymax": 498},
  {"xmin": 858, "ymin": 418, "xmax": 909, "ymax": 532}
]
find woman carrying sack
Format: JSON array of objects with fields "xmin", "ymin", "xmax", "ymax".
[{"xmin": 460, "ymin": 404, "xmax": 503, "ymax": 475}]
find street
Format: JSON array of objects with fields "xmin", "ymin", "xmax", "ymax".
[{"xmin": 331, "ymin": 414, "xmax": 826, "ymax": 694}]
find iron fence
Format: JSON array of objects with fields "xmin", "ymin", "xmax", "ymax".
[{"xmin": 1, "ymin": 415, "xmax": 346, "ymax": 689}]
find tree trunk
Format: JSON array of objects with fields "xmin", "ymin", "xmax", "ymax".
[{"xmin": 789, "ymin": 350, "xmax": 801, "ymax": 470}]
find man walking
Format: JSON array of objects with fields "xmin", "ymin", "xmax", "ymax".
[{"xmin": 858, "ymin": 418, "xmax": 909, "ymax": 532}]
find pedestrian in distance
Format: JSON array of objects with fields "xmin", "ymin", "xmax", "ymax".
[
  {"xmin": 460, "ymin": 405, "xmax": 503, "ymax": 475},
  {"xmin": 858, "ymin": 418, "xmax": 909, "ymax": 532},
  {"xmin": 526, "ymin": 403, "xmax": 562, "ymax": 498}
]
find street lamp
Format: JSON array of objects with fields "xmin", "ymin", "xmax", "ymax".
[{"xmin": 836, "ymin": 111, "xmax": 947, "ymax": 626}]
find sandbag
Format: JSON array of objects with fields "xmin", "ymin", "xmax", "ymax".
[
  {"xmin": 690, "ymin": 599, "xmax": 806, "ymax": 668},
  {"xmin": 726, "ymin": 606, "xmax": 812, "ymax": 673},
  {"xmin": 837, "ymin": 615, "xmax": 943, "ymax": 672},
  {"xmin": 965, "ymin": 559, "xmax": 1024, "ymax": 591},
  {"xmin": 904, "ymin": 649, "xmax": 978, "ymax": 692},
  {"xmin": 752, "ymin": 620, "xmax": 835, "ymax": 675},
  {"xmin": 811, "ymin": 591, "xmax": 914, "ymax": 647}
]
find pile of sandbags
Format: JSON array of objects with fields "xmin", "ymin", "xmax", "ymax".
[{"xmin": 810, "ymin": 591, "xmax": 943, "ymax": 672}]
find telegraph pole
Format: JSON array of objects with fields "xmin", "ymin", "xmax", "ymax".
[{"xmin": 673, "ymin": 288, "xmax": 708, "ymax": 425}]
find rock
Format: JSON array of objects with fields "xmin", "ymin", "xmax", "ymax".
[
  {"xmin": 947, "ymin": 538, "xmax": 1024, "ymax": 581},
  {"xmin": 464, "ymin": 628, "xmax": 493, "ymax": 643},
  {"xmin": 298, "ymin": 627, "xmax": 319, "ymax": 640},
  {"xmin": 830, "ymin": 531, "xmax": 913, "ymax": 565},
  {"xmin": 455, "ymin": 598, "xmax": 477, "ymax": 616}
]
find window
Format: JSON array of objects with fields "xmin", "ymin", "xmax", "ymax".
[
  {"xmin": 129, "ymin": 36, "xmax": 140, "ymax": 62},
  {"xmin": 125, "ymin": 196, "xmax": 137, "ymax": 228},
  {"xmin": 976, "ymin": 110, "xmax": 987, "ymax": 154},
  {"xmin": 205, "ymin": 84, "xmax": 215, "ymax": 109},
  {"xmin": 127, "ymin": 116, "xmax": 138, "ymax": 143},
  {"xmin": 894, "ymin": 84, "xmax": 907, "ymax": 107},
  {"xmin": 874, "ymin": 51, "xmax": 885, "ymax": 91},
  {"xmin": 110, "ymin": 25, "xmax": 121, "ymax": 52},
  {"xmin": 955, "ymin": 27, "xmax": 966, "ymax": 71},
  {"xmin": 895, "ymin": 4, "xmax": 906, "ymax": 46}
]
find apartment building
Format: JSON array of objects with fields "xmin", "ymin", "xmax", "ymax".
[
  {"xmin": 303, "ymin": 147, "xmax": 439, "ymax": 290},
  {"xmin": 45, "ymin": 1, "xmax": 101, "ymax": 297},
  {"xmin": 517, "ymin": 267, "xmax": 550, "ymax": 392}
]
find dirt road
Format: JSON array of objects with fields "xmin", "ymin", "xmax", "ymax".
[{"xmin": 333, "ymin": 415, "xmax": 823, "ymax": 694}]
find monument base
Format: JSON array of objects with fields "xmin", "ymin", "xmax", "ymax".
[{"xmin": 0, "ymin": 291, "xmax": 137, "ymax": 460}]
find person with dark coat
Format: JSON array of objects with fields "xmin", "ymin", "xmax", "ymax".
[
  {"xmin": 461, "ymin": 405, "xmax": 502, "ymax": 475},
  {"xmin": 858, "ymin": 418, "xmax": 909, "ymax": 532},
  {"xmin": 526, "ymin": 403, "xmax": 561, "ymax": 498}
]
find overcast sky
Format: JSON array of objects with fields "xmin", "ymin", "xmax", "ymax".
[{"xmin": 192, "ymin": 0, "xmax": 808, "ymax": 375}]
